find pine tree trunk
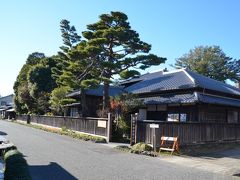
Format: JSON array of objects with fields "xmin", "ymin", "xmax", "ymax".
[
  {"xmin": 81, "ymin": 89, "xmax": 87, "ymax": 117},
  {"xmin": 103, "ymin": 81, "xmax": 110, "ymax": 112}
]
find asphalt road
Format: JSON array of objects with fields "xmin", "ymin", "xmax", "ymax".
[{"xmin": 0, "ymin": 120, "xmax": 236, "ymax": 180}]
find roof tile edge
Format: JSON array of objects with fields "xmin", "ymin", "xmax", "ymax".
[
  {"xmin": 182, "ymin": 69, "xmax": 195, "ymax": 84},
  {"xmin": 162, "ymin": 68, "xmax": 196, "ymax": 84}
]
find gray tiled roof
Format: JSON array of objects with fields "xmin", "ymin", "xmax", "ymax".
[
  {"xmin": 141, "ymin": 93, "xmax": 197, "ymax": 105},
  {"xmin": 85, "ymin": 85, "xmax": 124, "ymax": 96},
  {"xmin": 197, "ymin": 93, "xmax": 240, "ymax": 107},
  {"xmin": 125, "ymin": 70, "xmax": 195, "ymax": 94},
  {"xmin": 66, "ymin": 69, "xmax": 240, "ymax": 107},
  {"xmin": 66, "ymin": 85, "xmax": 124, "ymax": 97},
  {"xmin": 120, "ymin": 71, "xmax": 164, "ymax": 85},
  {"xmin": 124, "ymin": 69, "xmax": 240, "ymax": 97},
  {"xmin": 140, "ymin": 92, "xmax": 240, "ymax": 107},
  {"xmin": 186, "ymin": 70, "xmax": 240, "ymax": 96}
]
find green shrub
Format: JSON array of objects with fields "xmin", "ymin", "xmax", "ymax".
[
  {"xmin": 94, "ymin": 136, "xmax": 107, "ymax": 143},
  {"xmin": 4, "ymin": 150, "xmax": 31, "ymax": 180},
  {"xmin": 61, "ymin": 126, "xmax": 68, "ymax": 132},
  {"xmin": 131, "ymin": 142, "xmax": 152, "ymax": 154}
]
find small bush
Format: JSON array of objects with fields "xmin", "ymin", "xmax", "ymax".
[
  {"xmin": 4, "ymin": 150, "xmax": 31, "ymax": 180},
  {"xmin": 94, "ymin": 136, "xmax": 107, "ymax": 143},
  {"xmin": 130, "ymin": 142, "xmax": 152, "ymax": 154},
  {"xmin": 61, "ymin": 126, "xmax": 68, "ymax": 132}
]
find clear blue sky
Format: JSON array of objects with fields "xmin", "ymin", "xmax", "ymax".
[{"xmin": 1, "ymin": 1, "xmax": 240, "ymax": 96}]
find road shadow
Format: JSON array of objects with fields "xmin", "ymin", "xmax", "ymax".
[
  {"xmin": 29, "ymin": 162, "xmax": 77, "ymax": 180},
  {"xmin": 196, "ymin": 148, "xmax": 240, "ymax": 160},
  {"xmin": 0, "ymin": 131, "xmax": 7, "ymax": 135},
  {"xmin": 180, "ymin": 143, "xmax": 240, "ymax": 160},
  {"xmin": 233, "ymin": 173, "xmax": 240, "ymax": 177}
]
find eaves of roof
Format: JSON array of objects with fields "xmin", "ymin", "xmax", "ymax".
[{"xmin": 140, "ymin": 91, "xmax": 240, "ymax": 107}]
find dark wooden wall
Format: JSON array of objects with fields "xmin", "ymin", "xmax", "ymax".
[
  {"xmin": 198, "ymin": 104, "xmax": 240, "ymax": 123},
  {"xmin": 86, "ymin": 96, "xmax": 102, "ymax": 117},
  {"xmin": 136, "ymin": 121, "xmax": 240, "ymax": 146},
  {"xmin": 146, "ymin": 104, "xmax": 240, "ymax": 123}
]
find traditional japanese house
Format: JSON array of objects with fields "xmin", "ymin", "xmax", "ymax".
[
  {"xmin": 120, "ymin": 69, "xmax": 240, "ymax": 145},
  {"xmin": 66, "ymin": 69, "xmax": 240, "ymax": 145},
  {"xmin": 121, "ymin": 69, "xmax": 240, "ymax": 123}
]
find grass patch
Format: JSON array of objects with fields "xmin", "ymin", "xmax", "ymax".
[
  {"xmin": 115, "ymin": 142, "xmax": 180, "ymax": 157},
  {"xmin": 130, "ymin": 142, "xmax": 153, "ymax": 154},
  {"xmin": 130, "ymin": 143, "xmax": 160, "ymax": 157},
  {"xmin": 14, "ymin": 121, "xmax": 106, "ymax": 143},
  {"xmin": 114, "ymin": 145, "xmax": 131, "ymax": 153}
]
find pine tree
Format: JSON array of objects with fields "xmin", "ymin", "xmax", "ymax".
[{"xmin": 81, "ymin": 11, "xmax": 166, "ymax": 110}]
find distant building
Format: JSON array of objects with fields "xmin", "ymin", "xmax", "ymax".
[{"xmin": 0, "ymin": 94, "xmax": 15, "ymax": 119}]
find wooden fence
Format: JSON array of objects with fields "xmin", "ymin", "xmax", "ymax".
[
  {"xmin": 17, "ymin": 114, "xmax": 112, "ymax": 141},
  {"xmin": 132, "ymin": 119, "xmax": 240, "ymax": 146}
]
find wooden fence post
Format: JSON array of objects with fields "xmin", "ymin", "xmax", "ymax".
[
  {"xmin": 27, "ymin": 115, "xmax": 31, "ymax": 124},
  {"xmin": 107, "ymin": 113, "xmax": 112, "ymax": 142}
]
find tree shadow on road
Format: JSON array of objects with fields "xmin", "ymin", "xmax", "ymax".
[
  {"xmin": 29, "ymin": 162, "xmax": 78, "ymax": 180},
  {"xmin": 181, "ymin": 143, "xmax": 240, "ymax": 160},
  {"xmin": 233, "ymin": 173, "xmax": 240, "ymax": 177}
]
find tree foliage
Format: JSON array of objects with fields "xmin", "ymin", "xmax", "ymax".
[
  {"xmin": 25, "ymin": 52, "xmax": 45, "ymax": 65},
  {"xmin": 81, "ymin": 11, "xmax": 166, "ymax": 110},
  {"xmin": 175, "ymin": 45, "xmax": 239, "ymax": 82},
  {"xmin": 14, "ymin": 54, "xmax": 37, "ymax": 114},
  {"xmin": 110, "ymin": 93, "xmax": 144, "ymax": 140},
  {"xmin": 14, "ymin": 11, "xmax": 167, "ymax": 116},
  {"xmin": 14, "ymin": 53, "xmax": 57, "ymax": 114},
  {"xmin": 52, "ymin": 19, "xmax": 101, "ymax": 116},
  {"xmin": 49, "ymin": 86, "xmax": 75, "ymax": 116}
]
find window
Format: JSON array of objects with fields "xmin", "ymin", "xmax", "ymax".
[
  {"xmin": 228, "ymin": 111, "xmax": 238, "ymax": 123},
  {"xmin": 147, "ymin": 111, "xmax": 167, "ymax": 121},
  {"xmin": 70, "ymin": 107, "xmax": 79, "ymax": 117},
  {"xmin": 167, "ymin": 113, "xmax": 187, "ymax": 122},
  {"xmin": 167, "ymin": 114, "xmax": 179, "ymax": 122},
  {"xmin": 180, "ymin": 113, "xmax": 187, "ymax": 122}
]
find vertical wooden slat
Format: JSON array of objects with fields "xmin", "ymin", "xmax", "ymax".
[
  {"xmin": 133, "ymin": 121, "xmax": 240, "ymax": 146},
  {"xmin": 17, "ymin": 115, "xmax": 108, "ymax": 138}
]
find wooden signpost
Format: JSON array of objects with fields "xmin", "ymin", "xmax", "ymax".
[
  {"xmin": 130, "ymin": 113, "xmax": 138, "ymax": 146},
  {"xmin": 150, "ymin": 123, "xmax": 159, "ymax": 152}
]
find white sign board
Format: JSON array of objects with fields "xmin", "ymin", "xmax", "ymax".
[
  {"xmin": 97, "ymin": 120, "xmax": 107, "ymax": 128},
  {"xmin": 150, "ymin": 124, "xmax": 159, "ymax": 128}
]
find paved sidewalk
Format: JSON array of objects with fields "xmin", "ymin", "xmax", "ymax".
[
  {"xmin": 101, "ymin": 140, "xmax": 240, "ymax": 177},
  {"xmin": 159, "ymin": 148, "xmax": 240, "ymax": 177}
]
